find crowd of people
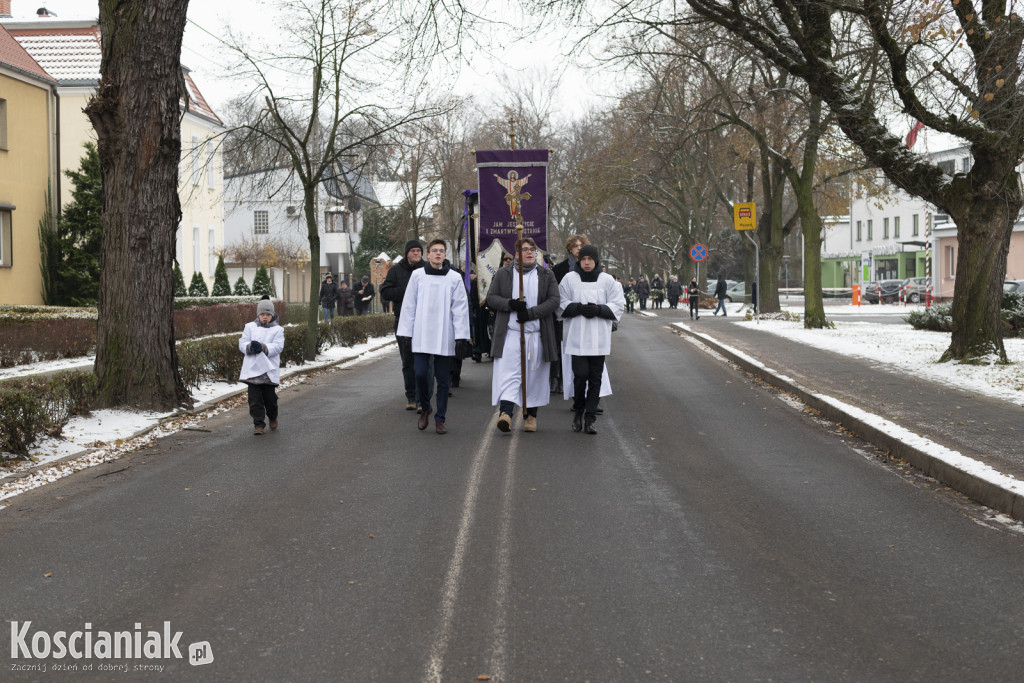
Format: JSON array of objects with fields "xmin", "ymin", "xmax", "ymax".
[{"xmin": 242, "ymin": 233, "xmax": 732, "ymax": 437}]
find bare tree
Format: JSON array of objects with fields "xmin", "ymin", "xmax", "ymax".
[
  {"xmin": 85, "ymin": 0, "xmax": 191, "ymax": 410},
  {"xmin": 222, "ymin": 0, "xmax": 446, "ymax": 359}
]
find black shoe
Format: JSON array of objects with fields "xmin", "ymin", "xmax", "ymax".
[
  {"xmin": 572, "ymin": 412, "xmax": 583, "ymax": 433},
  {"xmin": 595, "ymin": 407, "xmax": 604, "ymax": 414},
  {"xmin": 472, "ymin": 353, "xmax": 482, "ymax": 363},
  {"xmin": 450, "ymin": 377, "xmax": 460, "ymax": 388},
  {"xmin": 584, "ymin": 419, "xmax": 597, "ymax": 435}
]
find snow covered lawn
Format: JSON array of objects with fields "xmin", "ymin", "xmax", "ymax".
[{"xmin": 736, "ymin": 318, "xmax": 1024, "ymax": 405}]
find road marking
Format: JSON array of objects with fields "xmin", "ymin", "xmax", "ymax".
[
  {"xmin": 424, "ymin": 418, "xmax": 497, "ymax": 683},
  {"xmin": 486, "ymin": 427, "xmax": 518, "ymax": 680}
]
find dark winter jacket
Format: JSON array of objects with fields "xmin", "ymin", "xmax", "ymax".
[
  {"xmin": 636, "ymin": 279, "xmax": 650, "ymax": 297},
  {"xmin": 714, "ymin": 277, "xmax": 728, "ymax": 299},
  {"xmin": 486, "ymin": 263, "xmax": 561, "ymax": 362},
  {"xmin": 380, "ymin": 258, "xmax": 425, "ymax": 328},
  {"xmin": 336, "ymin": 285, "xmax": 355, "ymax": 314},
  {"xmin": 651, "ymin": 275, "xmax": 664, "ymax": 291},
  {"xmin": 319, "ymin": 279, "xmax": 338, "ymax": 308},
  {"xmin": 688, "ymin": 281, "xmax": 701, "ymax": 301},
  {"xmin": 354, "ymin": 282, "xmax": 375, "ymax": 311},
  {"xmin": 551, "ymin": 255, "xmax": 576, "ymax": 284},
  {"xmin": 667, "ymin": 279, "xmax": 683, "ymax": 299}
]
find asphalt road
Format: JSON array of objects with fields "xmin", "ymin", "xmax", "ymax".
[{"xmin": 3, "ymin": 311, "xmax": 1024, "ymax": 682}]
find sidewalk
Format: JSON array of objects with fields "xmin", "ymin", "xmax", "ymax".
[{"xmin": 670, "ymin": 315, "xmax": 1024, "ymax": 521}]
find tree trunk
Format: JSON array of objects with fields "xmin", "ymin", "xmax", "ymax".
[
  {"xmin": 792, "ymin": 174, "xmax": 826, "ymax": 328},
  {"xmin": 86, "ymin": 0, "xmax": 191, "ymax": 410},
  {"xmin": 941, "ymin": 194, "xmax": 1018, "ymax": 363},
  {"xmin": 304, "ymin": 184, "xmax": 321, "ymax": 361},
  {"xmin": 756, "ymin": 165, "xmax": 787, "ymax": 314}
]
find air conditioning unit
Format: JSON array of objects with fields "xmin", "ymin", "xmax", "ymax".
[{"xmin": 286, "ymin": 205, "xmax": 298, "ymax": 216}]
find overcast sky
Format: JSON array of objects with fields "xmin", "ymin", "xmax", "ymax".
[{"xmin": 10, "ymin": 0, "xmax": 616, "ymax": 123}]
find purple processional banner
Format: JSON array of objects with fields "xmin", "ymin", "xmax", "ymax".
[{"xmin": 475, "ymin": 149, "xmax": 549, "ymax": 255}]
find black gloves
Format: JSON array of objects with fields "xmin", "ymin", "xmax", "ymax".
[
  {"xmin": 562, "ymin": 302, "xmax": 583, "ymax": 318},
  {"xmin": 597, "ymin": 304, "xmax": 617, "ymax": 320},
  {"xmin": 516, "ymin": 310, "xmax": 529, "ymax": 323},
  {"xmin": 455, "ymin": 339, "xmax": 473, "ymax": 360},
  {"xmin": 247, "ymin": 340, "xmax": 263, "ymax": 355},
  {"xmin": 508, "ymin": 298, "xmax": 528, "ymax": 313},
  {"xmin": 581, "ymin": 303, "xmax": 600, "ymax": 318}
]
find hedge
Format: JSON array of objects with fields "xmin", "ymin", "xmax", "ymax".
[
  {"xmin": 1, "ymin": 315, "xmax": 393, "ymax": 459},
  {"xmin": 905, "ymin": 292, "xmax": 1024, "ymax": 337}
]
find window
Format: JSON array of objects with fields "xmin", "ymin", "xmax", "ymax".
[
  {"xmin": 883, "ymin": 217, "xmax": 889, "ymax": 239},
  {"xmin": 208, "ymin": 228, "xmax": 216, "ymax": 274},
  {"xmin": 961, "ymin": 156, "xmax": 972, "ymax": 173},
  {"xmin": 912, "ymin": 214, "xmax": 919, "ymax": 236},
  {"xmin": 0, "ymin": 99, "xmax": 7, "ymax": 151},
  {"xmin": 946, "ymin": 245, "xmax": 956, "ymax": 278},
  {"xmin": 206, "ymin": 148, "xmax": 216, "ymax": 189},
  {"xmin": 937, "ymin": 159, "xmax": 956, "ymax": 175},
  {"xmin": 175, "ymin": 224, "xmax": 183, "ymax": 264},
  {"xmin": 253, "ymin": 210, "xmax": 269, "ymax": 235},
  {"xmin": 190, "ymin": 135, "xmax": 200, "ymax": 186},
  {"xmin": 193, "ymin": 226, "xmax": 201, "ymax": 274},
  {"xmin": 894, "ymin": 216, "xmax": 900, "ymax": 238},
  {"xmin": 856, "ymin": 220, "xmax": 862, "ymax": 241},
  {"xmin": 867, "ymin": 219, "xmax": 873, "ymax": 241},
  {"xmin": 0, "ymin": 209, "xmax": 12, "ymax": 266}
]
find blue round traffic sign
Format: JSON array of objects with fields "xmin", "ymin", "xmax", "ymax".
[{"xmin": 690, "ymin": 243, "xmax": 707, "ymax": 262}]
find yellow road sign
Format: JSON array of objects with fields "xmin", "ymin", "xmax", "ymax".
[{"xmin": 734, "ymin": 202, "xmax": 756, "ymax": 231}]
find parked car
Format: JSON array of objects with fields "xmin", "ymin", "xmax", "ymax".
[
  {"xmin": 862, "ymin": 279, "xmax": 904, "ymax": 304},
  {"xmin": 1004, "ymin": 280, "xmax": 1024, "ymax": 293},
  {"xmin": 724, "ymin": 281, "xmax": 747, "ymax": 302},
  {"xmin": 901, "ymin": 276, "xmax": 929, "ymax": 303}
]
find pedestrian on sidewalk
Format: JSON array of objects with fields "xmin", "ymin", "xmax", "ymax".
[
  {"xmin": 319, "ymin": 274, "xmax": 338, "ymax": 322},
  {"xmin": 558, "ymin": 244, "xmax": 624, "ymax": 435},
  {"xmin": 637, "ymin": 275, "xmax": 650, "ymax": 310},
  {"xmin": 688, "ymin": 277, "xmax": 702, "ymax": 320},
  {"xmin": 651, "ymin": 274, "xmax": 664, "ymax": 309},
  {"xmin": 336, "ymin": 280, "xmax": 355, "ymax": 317},
  {"xmin": 239, "ymin": 296, "xmax": 285, "ymax": 436},
  {"xmin": 396, "ymin": 239, "xmax": 472, "ymax": 435},
  {"xmin": 354, "ymin": 275, "xmax": 375, "ymax": 315},
  {"xmin": 713, "ymin": 275, "xmax": 729, "ymax": 316},
  {"xmin": 624, "ymin": 277, "xmax": 636, "ymax": 314},
  {"xmin": 666, "ymin": 275, "xmax": 683, "ymax": 309},
  {"xmin": 380, "ymin": 240, "xmax": 427, "ymax": 411},
  {"xmin": 486, "ymin": 237, "xmax": 560, "ymax": 433}
]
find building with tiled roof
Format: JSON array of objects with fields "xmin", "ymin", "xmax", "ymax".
[
  {"xmin": 0, "ymin": 20, "xmax": 58, "ymax": 304},
  {"xmin": 1, "ymin": 9, "xmax": 226, "ymax": 291}
]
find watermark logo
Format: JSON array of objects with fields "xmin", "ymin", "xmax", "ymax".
[{"xmin": 11, "ymin": 621, "xmax": 212, "ymax": 667}]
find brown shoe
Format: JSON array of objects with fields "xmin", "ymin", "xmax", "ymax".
[
  {"xmin": 523, "ymin": 415, "xmax": 537, "ymax": 432},
  {"xmin": 496, "ymin": 413, "xmax": 512, "ymax": 433},
  {"xmin": 269, "ymin": 419, "xmax": 278, "ymax": 430},
  {"xmin": 435, "ymin": 421, "xmax": 448, "ymax": 435},
  {"xmin": 253, "ymin": 426, "xmax": 264, "ymax": 435},
  {"xmin": 417, "ymin": 406, "xmax": 432, "ymax": 430}
]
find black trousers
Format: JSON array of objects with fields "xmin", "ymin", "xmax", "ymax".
[
  {"xmin": 247, "ymin": 383, "xmax": 278, "ymax": 428},
  {"xmin": 690, "ymin": 297, "xmax": 700, "ymax": 318},
  {"xmin": 571, "ymin": 355, "xmax": 605, "ymax": 419},
  {"xmin": 499, "ymin": 400, "xmax": 538, "ymax": 418}
]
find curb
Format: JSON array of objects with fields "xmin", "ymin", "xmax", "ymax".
[
  {"xmin": 673, "ymin": 324, "xmax": 1024, "ymax": 522},
  {"xmin": 4, "ymin": 338, "xmax": 397, "ymax": 480}
]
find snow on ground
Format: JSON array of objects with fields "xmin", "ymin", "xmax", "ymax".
[
  {"xmin": 734, "ymin": 318, "xmax": 1024, "ymax": 405},
  {"xmin": 0, "ymin": 336, "xmax": 396, "ymax": 503}
]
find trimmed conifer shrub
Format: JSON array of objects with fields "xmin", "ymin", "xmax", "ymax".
[
  {"xmin": 173, "ymin": 260, "xmax": 187, "ymax": 297},
  {"xmin": 188, "ymin": 271, "xmax": 210, "ymax": 297},
  {"xmin": 211, "ymin": 255, "xmax": 232, "ymax": 296},
  {"xmin": 233, "ymin": 276, "xmax": 251, "ymax": 296}
]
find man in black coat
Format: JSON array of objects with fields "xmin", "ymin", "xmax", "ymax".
[
  {"xmin": 380, "ymin": 240, "xmax": 425, "ymax": 410},
  {"xmin": 354, "ymin": 276, "xmax": 375, "ymax": 315}
]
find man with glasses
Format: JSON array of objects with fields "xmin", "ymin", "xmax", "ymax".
[
  {"xmin": 486, "ymin": 238, "xmax": 560, "ymax": 433},
  {"xmin": 397, "ymin": 240, "xmax": 472, "ymax": 434}
]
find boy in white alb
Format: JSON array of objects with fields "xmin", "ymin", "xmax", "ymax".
[
  {"xmin": 397, "ymin": 240, "xmax": 472, "ymax": 434},
  {"xmin": 557, "ymin": 245, "xmax": 625, "ymax": 434}
]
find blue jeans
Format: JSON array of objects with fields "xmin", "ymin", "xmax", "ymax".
[
  {"xmin": 414, "ymin": 354, "xmax": 450, "ymax": 422},
  {"xmin": 322, "ymin": 305, "xmax": 335, "ymax": 322},
  {"xmin": 714, "ymin": 298, "xmax": 727, "ymax": 315},
  {"xmin": 398, "ymin": 336, "xmax": 433, "ymax": 403}
]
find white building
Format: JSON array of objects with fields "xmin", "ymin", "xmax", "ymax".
[
  {"xmin": 2, "ymin": 9, "xmax": 226, "ymax": 291},
  {"xmin": 223, "ymin": 165, "xmax": 378, "ymax": 300}
]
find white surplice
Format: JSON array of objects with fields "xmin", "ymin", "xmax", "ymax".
[
  {"xmin": 492, "ymin": 268, "xmax": 550, "ymax": 408},
  {"xmin": 396, "ymin": 267, "xmax": 470, "ymax": 355}
]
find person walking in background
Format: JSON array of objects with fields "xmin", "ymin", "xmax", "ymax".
[
  {"xmin": 558, "ymin": 245, "xmax": 624, "ymax": 435},
  {"xmin": 636, "ymin": 275, "xmax": 650, "ymax": 310},
  {"xmin": 713, "ymin": 275, "xmax": 729, "ymax": 316},
  {"xmin": 318, "ymin": 274, "xmax": 338, "ymax": 322},
  {"xmin": 336, "ymin": 280, "xmax": 355, "ymax": 316},
  {"xmin": 486, "ymin": 237, "xmax": 560, "ymax": 433},
  {"xmin": 688, "ymin": 276, "xmax": 702, "ymax": 320},
  {"xmin": 397, "ymin": 240, "xmax": 472, "ymax": 435},
  {"xmin": 623, "ymin": 277, "xmax": 636, "ymax": 314},
  {"xmin": 239, "ymin": 296, "xmax": 285, "ymax": 436},
  {"xmin": 469, "ymin": 268, "xmax": 490, "ymax": 363},
  {"xmin": 380, "ymin": 240, "xmax": 425, "ymax": 410},
  {"xmin": 355, "ymin": 275, "xmax": 375, "ymax": 315},
  {"xmin": 651, "ymin": 274, "xmax": 664, "ymax": 309},
  {"xmin": 666, "ymin": 275, "xmax": 683, "ymax": 309}
]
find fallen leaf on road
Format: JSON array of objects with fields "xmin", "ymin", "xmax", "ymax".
[
  {"xmin": 477, "ymin": 676, "xmax": 492, "ymax": 681},
  {"xmin": 44, "ymin": 572, "xmax": 53, "ymax": 578},
  {"xmin": 368, "ymin": 534, "xmax": 375, "ymax": 539}
]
